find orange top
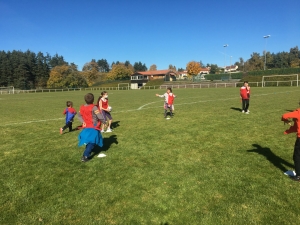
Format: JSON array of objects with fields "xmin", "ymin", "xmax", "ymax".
[{"xmin": 282, "ymin": 109, "xmax": 300, "ymax": 137}]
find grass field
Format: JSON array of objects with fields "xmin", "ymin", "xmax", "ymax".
[{"xmin": 1, "ymin": 87, "xmax": 300, "ymax": 224}]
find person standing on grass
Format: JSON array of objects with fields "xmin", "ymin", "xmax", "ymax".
[
  {"xmin": 60, "ymin": 101, "xmax": 77, "ymax": 134},
  {"xmin": 282, "ymin": 104, "xmax": 300, "ymax": 181},
  {"xmin": 240, "ymin": 81, "xmax": 250, "ymax": 114},
  {"xmin": 97, "ymin": 91, "xmax": 113, "ymax": 133},
  {"xmin": 156, "ymin": 87, "xmax": 176, "ymax": 118},
  {"xmin": 78, "ymin": 93, "xmax": 106, "ymax": 162}
]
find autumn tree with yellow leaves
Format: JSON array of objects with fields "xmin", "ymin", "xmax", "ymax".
[
  {"xmin": 47, "ymin": 64, "xmax": 87, "ymax": 88},
  {"xmin": 107, "ymin": 63, "xmax": 133, "ymax": 80},
  {"xmin": 186, "ymin": 61, "xmax": 201, "ymax": 78}
]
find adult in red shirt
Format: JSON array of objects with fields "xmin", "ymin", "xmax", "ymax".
[{"xmin": 240, "ymin": 81, "xmax": 250, "ymax": 114}]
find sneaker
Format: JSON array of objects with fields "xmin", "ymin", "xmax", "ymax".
[
  {"xmin": 290, "ymin": 175, "xmax": 300, "ymax": 181},
  {"xmin": 106, "ymin": 129, "xmax": 112, "ymax": 133},
  {"xmin": 60, "ymin": 128, "xmax": 63, "ymax": 134},
  {"xmin": 81, "ymin": 156, "xmax": 90, "ymax": 162},
  {"xmin": 242, "ymin": 110, "xmax": 245, "ymax": 113},
  {"xmin": 100, "ymin": 130, "xmax": 105, "ymax": 133},
  {"xmin": 245, "ymin": 111, "xmax": 249, "ymax": 114}
]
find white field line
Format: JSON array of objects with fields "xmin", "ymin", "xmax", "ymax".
[
  {"xmin": 1, "ymin": 118, "xmax": 64, "ymax": 127},
  {"xmin": 1, "ymin": 90, "xmax": 297, "ymax": 126}
]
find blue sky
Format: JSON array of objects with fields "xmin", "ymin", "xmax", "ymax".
[{"xmin": 1, "ymin": 0, "xmax": 299, "ymax": 71}]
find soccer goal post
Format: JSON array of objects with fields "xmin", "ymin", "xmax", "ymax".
[
  {"xmin": 262, "ymin": 74, "xmax": 298, "ymax": 87},
  {"xmin": 118, "ymin": 83, "xmax": 130, "ymax": 90},
  {"xmin": 0, "ymin": 86, "xmax": 14, "ymax": 94}
]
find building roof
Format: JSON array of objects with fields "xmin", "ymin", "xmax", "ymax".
[{"xmin": 132, "ymin": 69, "xmax": 175, "ymax": 76}]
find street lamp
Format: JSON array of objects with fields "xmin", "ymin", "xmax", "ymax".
[
  {"xmin": 263, "ymin": 35, "xmax": 270, "ymax": 70},
  {"xmin": 223, "ymin": 44, "xmax": 228, "ymax": 73},
  {"xmin": 229, "ymin": 56, "xmax": 232, "ymax": 80}
]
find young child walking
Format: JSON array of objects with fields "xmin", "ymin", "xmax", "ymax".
[
  {"xmin": 156, "ymin": 87, "xmax": 176, "ymax": 118},
  {"xmin": 240, "ymin": 81, "xmax": 251, "ymax": 114},
  {"xmin": 78, "ymin": 93, "xmax": 106, "ymax": 162},
  {"xmin": 282, "ymin": 103, "xmax": 300, "ymax": 181},
  {"xmin": 60, "ymin": 101, "xmax": 77, "ymax": 134},
  {"xmin": 97, "ymin": 91, "xmax": 113, "ymax": 132}
]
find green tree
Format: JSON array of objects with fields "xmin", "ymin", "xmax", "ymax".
[
  {"xmin": 133, "ymin": 62, "xmax": 147, "ymax": 72},
  {"xmin": 168, "ymin": 64, "xmax": 176, "ymax": 71},
  {"xmin": 247, "ymin": 52, "xmax": 264, "ymax": 71},
  {"xmin": 49, "ymin": 53, "xmax": 67, "ymax": 69},
  {"xmin": 97, "ymin": 59, "xmax": 110, "ymax": 72},
  {"xmin": 209, "ymin": 64, "xmax": 219, "ymax": 74}
]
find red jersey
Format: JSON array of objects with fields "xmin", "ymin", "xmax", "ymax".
[
  {"xmin": 79, "ymin": 104, "xmax": 101, "ymax": 130},
  {"xmin": 168, "ymin": 93, "xmax": 175, "ymax": 105},
  {"xmin": 240, "ymin": 86, "xmax": 250, "ymax": 99},
  {"xmin": 100, "ymin": 98, "xmax": 108, "ymax": 110},
  {"xmin": 282, "ymin": 109, "xmax": 300, "ymax": 137}
]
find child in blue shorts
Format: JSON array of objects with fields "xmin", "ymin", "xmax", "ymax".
[{"xmin": 77, "ymin": 93, "xmax": 106, "ymax": 162}]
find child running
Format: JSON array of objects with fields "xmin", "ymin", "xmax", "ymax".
[
  {"xmin": 97, "ymin": 91, "xmax": 113, "ymax": 132},
  {"xmin": 156, "ymin": 87, "xmax": 176, "ymax": 119},
  {"xmin": 60, "ymin": 101, "xmax": 77, "ymax": 134},
  {"xmin": 78, "ymin": 93, "xmax": 106, "ymax": 162}
]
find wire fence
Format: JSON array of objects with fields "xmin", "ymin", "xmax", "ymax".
[{"xmin": 0, "ymin": 80, "xmax": 298, "ymax": 94}]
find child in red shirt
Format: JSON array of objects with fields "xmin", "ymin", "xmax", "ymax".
[
  {"xmin": 156, "ymin": 87, "xmax": 176, "ymax": 119},
  {"xmin": 240, "ymin": 81, "xmax": 250, "ymax": 114},
  {"xmin": 97, "ymin": 91, "xmax": 113, "ymax": 133},
  {"xmin": 60, "ymin": 101, "xmax": 77, "ymax": 134},
  {"xmin": 282, "ymin": 106, "xmax": 300, "ymax": 181},
  {"xmin": 78, "ymin": 93, "xmax": 106, "ymax": 162}
]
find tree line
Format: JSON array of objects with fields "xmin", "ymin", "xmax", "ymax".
[
  {"xmin": 0, "ymin": 50, "xmax": 148, "ymax": 89},
  {"xmin": 0, "ymin": 46, "xmax": 299, "ymax": 89}
]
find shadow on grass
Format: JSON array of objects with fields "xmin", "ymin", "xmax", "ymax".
[
  {"xmin": 230, "ymin": 107, "xmax": 242, "ymax": 112},
  {"xmin": 247, "ymin": 144, "xmax": 293, "ymax": 172},
  {"xmin": 111, "ymin": 120, "xmax": 120, "ymax": 129},
  {"xmin": 90, "ymin": 134, "xmax": 118, "ymax": 158},
  {"xmin": 285, "ymin": 109, "xmax": 295, "ymax": 112}
]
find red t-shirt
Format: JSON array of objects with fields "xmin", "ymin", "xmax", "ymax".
[{"xmin": 240, "ymin": 86, "xmax": 250, "ymax": 99}]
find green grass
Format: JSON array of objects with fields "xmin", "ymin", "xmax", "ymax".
[{"xmin": 1, "ymin": 87, "xmax": 300, "ymax": 224}]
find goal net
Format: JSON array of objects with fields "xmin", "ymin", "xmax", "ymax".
[
  {"xmin": 262, "ymin": 74, "xmax": 298, "ymax": 87},
  {"xmin": 118, "ymin": 83, "xmax": 130, "ymax": 90},
  {"xmin": 0, "ymin": 86, "xmax": 14, "ymax": 94}
]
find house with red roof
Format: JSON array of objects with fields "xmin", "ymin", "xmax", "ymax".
[
  {"xmin": 224, "ymin": 65, "xmax": 238, "ymax": 73},
  {"xmin": 130, "ymin": 69, "xmax": 176, "ymax": 89}
]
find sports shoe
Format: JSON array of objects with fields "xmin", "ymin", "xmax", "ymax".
[
  {"xmin": 245, "ymin": 111, "xmax": 249, "ymax": 114},
  {"xmin": 106, "ymin": 129, "xmax": 112, "ymax": 133},
  {"xmin": 242, "ymin": 110, "xmax": 245, "ymax": 113},
  {"xmin": 100, "ymin": 130, "xmax": 105, "ymax": 133},
  {"xmin": 81, "ymin": 156, "xmax": 90, "ymax": 162},
  {"xmin": 290, "ymin": 175, "xmax": 300, "ymax": 181},
  {"xmin": 60, "ymin": 128, "xmax": 63, "ymax": 134}
]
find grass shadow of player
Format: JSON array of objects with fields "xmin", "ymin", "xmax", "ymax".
[
  {"xmin": 111, "ymin": 120, "xmax": 120, "ymax": 130},
  {"xmin": 285, "ymin": 109, "xmax": 294, "ymax": 112},
  {"xmin": 90, "ymin": 134, "xmax": 118, "ymax": 158},
  {"xmin": 230, "ymin": 107, "xmax": 242, "ymax": 112},
  {"xmin": 247, "ymin": 144, "xmax": 293, "ymax": 172}
]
